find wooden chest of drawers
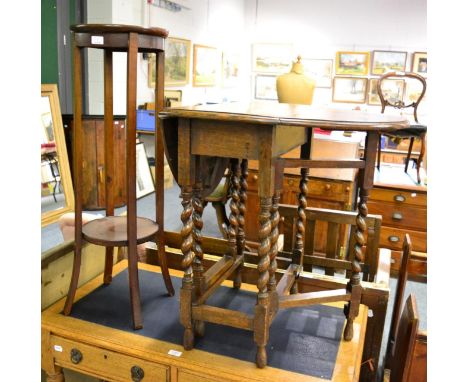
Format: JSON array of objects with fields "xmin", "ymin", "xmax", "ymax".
[{"xmin": 368, "ymin": 184, "xmax": 427, "ymax": 280}]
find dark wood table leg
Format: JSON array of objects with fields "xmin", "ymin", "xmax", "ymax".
[
  {"xmin": 291, "ymin": 128, "xmax": 312, "ymax": 293},
  {"xmin": 193, "ymin": 176, "xmax": 205, "ymax": 337},
  {"xmin": 64, "ymin": 44, "xmax": 83, "ymax": 316},
  {"xmin": 180, "ymin": 185, "xmax": 195, "ymax": 349},
  {"xmin": 103, "ymin": 48, "xmax": 114, "ymax": 285},
  {"xmin": 344, "ymin": 131, "xmax": 379, "ymax": 341},
  {"xmin": 230, "ymin": 159, "xmax": 243, "ymax": 289}
]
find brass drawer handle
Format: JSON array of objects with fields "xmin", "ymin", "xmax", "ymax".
[
  {"xmin": 131, "ymin": 365, "xmax": 145, "ymax": 382},
  {"xmin": 388, "ymin": 235, "xmax": 400, "ymax": 243},
  {"xmin": 392, "ymin": 212, "xmax": 403, "ymax": 220},
  {"xmin": 253, "ymin": 175, "xmax": 258, "ymax": 181},
  {"xmin": 394, "ymin": 194, "xmax": 406, "ymax": 202},
  {"xmin": 70, "ymin": 348, "xmax": 83, "ymax": 364},
  {"xmin": 324, "ymin": 184, "xmax": 331, "ymax": 191}
]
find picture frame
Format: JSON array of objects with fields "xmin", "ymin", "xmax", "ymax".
[
  {"xmin": 332, "ymin": 77, "xmax": 368, "ymax": 103},
  {"xmin": 367, "ymin": 78, "xmax": 406, "ymax": 106},
  {"xmin": 193, "ymin": 44, "xmax": 219, "ymax": 87},
  {"xmin": 148, "ymin": 37, "xmax": 191, "ymax": 88},
  {"xmin": 371, "ymin": 50, "xmax": 407, "ymax": 75},
  {"xmin": 412, "ymin": 52, "xmax": 427, "ymax": 76},
  {"xmin": 164, "ymin": 90, "xmax": 183, "ymax": 107},
  {"xmin": 405, "ymin": 78, "xmax": 426, "ymax": 103},
  {"xmin": 41, "ymin": 84, "xmax": 74, "ymax": 227},
  {"xmin": 254, "ymin": 74, "xmax": 278, "ymax": 100},
  {"xmin": 222, "ymin": 52, "xmax": 240, "ymax": 88},
  {"xmin": 136, "ymin": 142, "xmax": 155, "ymax": 199},
  {"xmin": 335, "ymin": 51, "xmax": 370, "ymax": 76},
  {"xmin": 252, "ymin": 43, "xmax": 294, "ymax": 73},
  {"xmin": 301, "ymin": 58, "xmax": 333, "ymax": 88}
]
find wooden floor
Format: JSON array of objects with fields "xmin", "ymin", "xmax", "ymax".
[{"xmin": 42, "ymin": 261, "xmax": 368, "ymax": 382}]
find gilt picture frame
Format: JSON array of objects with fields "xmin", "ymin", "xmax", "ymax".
[
  {"xmin": 371, "ymin": 50, "xmax": 407, "ymax": 75},
  {"xmin": 193, "ymin": 44, "xmax": 219, "ymax": 87},
  {"xmin": 335, "ymin": 51, "xmax": 370, "ymax": 76},
  {"xmin": 332, "ymin": 77, "xmax": 368, "ymax": 103},
  {"xmin": 412, "ymin": 52, "xmax": 427, "ymax": 76}
]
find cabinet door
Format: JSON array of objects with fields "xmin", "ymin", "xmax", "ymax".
[{"xmin": 82, "ymin": 119, "xmax": 99, "ymax": 209}]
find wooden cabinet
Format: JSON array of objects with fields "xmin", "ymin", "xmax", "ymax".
[
  {"xmin": 368, "ymin": 184, "xmax": 427, "ymax": 280},
  {"xmin": 62, "ymin": 115, "xmax": 127, "ymax": 210},
  {"xmin": 245, "ymin": 169, "xmax": 356, "ymax": 254}
]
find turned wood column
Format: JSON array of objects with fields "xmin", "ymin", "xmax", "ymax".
[{"xmin": 344, "ymin": 131, "xmax": 379, "ymax": 341}]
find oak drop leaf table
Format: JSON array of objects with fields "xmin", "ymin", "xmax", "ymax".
[{"xmin": 159, "ymin": 101, "xmax": 408, "ymax": 368}]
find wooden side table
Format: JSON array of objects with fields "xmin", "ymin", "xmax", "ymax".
[
  {"xmin": 160, "ymin": 102, "xmax": 408, "ymax": 367},
  {"xmin": 63, "ymin": 24, "xmax": 174, "ymax": 330}
]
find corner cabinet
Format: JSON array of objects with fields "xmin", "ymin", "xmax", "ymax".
[{"xmin": 62, "ymin": 115, "xmax": 127, "ymax": 210}]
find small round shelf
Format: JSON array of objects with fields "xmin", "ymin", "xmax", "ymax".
[{"xmin": 82, "ymin": 216, "xmax": 158, "ymax": 247}]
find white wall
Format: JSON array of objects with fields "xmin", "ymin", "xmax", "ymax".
[{"xmin": 86, "ymin": 0, "xmax": 427, "ymax": 115}]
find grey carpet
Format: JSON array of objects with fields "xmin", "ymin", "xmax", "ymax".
[{"xmin": 69, "ymin": 268, "xmax": 345, "ymax": 379}]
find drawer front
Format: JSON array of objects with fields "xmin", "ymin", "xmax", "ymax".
[
  {"xmin": 368, "ymin": 200, "xmax": 426, "ymax": 231},
  {"xmin": 390, "ymin": 250, "xmax": 427, "ymax": 279},
  {"xmin": 370, "ymin": 187, "xmax": 426, "ymax": 207},
  {"xmin": 50, "ymin": 335, "xmax": 169, "ymax": 382},
  {"xmin": 178, "ymin": 369, "xmax": 232, "ymax": 382},
  {"xmin": 379, "ymin": 226, "xmax": 427, "ymax": 252}
]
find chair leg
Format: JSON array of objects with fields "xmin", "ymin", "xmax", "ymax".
[
  {"xmin": 63, "ymin": 245, "xmax": 82, "ymax": 315},
  {"xmin": 377, "ymin": 134, "xmax": 382, "ymax": 170},
  {"xmin": 404, "ymin": 137, "xmax": 415, "ymax": 173},
  {"xmin": 416, "ymin": 133, "xmax": 426, "ymax": 184},
  {"xmin": 158, "ymin": 244, "xmax": 175, "ymax": 296},
  {"xmin": 212, "ymin": 201, "xmax": 229, "ymax": 239},
  {"xmin": 103, "ymin": 246, "xmax": 114, "ymax": 284}
]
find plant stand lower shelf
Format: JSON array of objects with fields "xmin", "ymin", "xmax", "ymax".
[{"xmin": 42, "ymin": 261, "xmax": 368, "ymax": 382}]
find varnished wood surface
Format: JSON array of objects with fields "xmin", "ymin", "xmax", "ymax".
[
  {"xmin": 42, "ymin": 260, "xmax": 368, "ymax": 382},
  {"xmin": 82, "ymin": 216, "xmax": 158, "ymax": 246},
  {"xmin": 70, "ymin": 24, "xmax": 168, "ymax": 37},
  {"xmin": 160, "ymin": 101, "xmax": 409, "ymax": 132}
]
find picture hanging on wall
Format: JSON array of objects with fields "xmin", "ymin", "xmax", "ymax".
[
  {"xmin": 193, "ymin": 44, "xmax": 219, "ymax": 86},
  {"xmin": 301, "ymin": 58, "xmax": 333, "ymax": 88},
  {"xmin": 332, "ymin": 76, "xmax": 368, "ymax": 103},
  {"xmin": 335, "ymin": 51, "xmax": 370, "ymax": 76},
  {"xmin": 371, "ymin": 50, "xmax": 407, "ymax": 75},
  {"xmin": 252, "ymin": 43, "xmax": 294, "ymax": 73},
  {"xmin": 367, "ymin": 78, "xmax": 406, "ymax": 106},
  {"xmin": 254, "ymin": 74, "xmax": 278, "ymax": 100},
  {"xmin": 147, "ymin": 37, "xmax": 191, "ymax": 88},
  {"xmin": 165, "ymin": 37, "xmax": 191, "ymax": 86},
  {"xmin": 222, "ymin": 52, "xmax": 241, "ymax": 88},
  {"xmin": 412, "ymin": 52, "xmax": 427, "ymax": 76},
  {"xmin": 136, "ymin": 142, "xmax": 155, "ymax": 199}
]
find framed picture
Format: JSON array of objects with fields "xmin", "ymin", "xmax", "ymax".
[
  {"xmin": 222, "ymin": 52, "xmax": 240, "ymax": 88},
  {"xmin": 193, "ymin": 44, "xmax": 219, "ymax": 87},
  {"xmin": 412, "ymin": 52, "xmax": 427, "ymax": 76},
  {"xmin": 367, "ymin": 78, "xmax": 406, "ymax": 106},
  {"xmin": 405, "ymin": 78, "xmax": 426, "ymax": 103},
  {"xmin": 164, "ymin": 90, "xmax": 183, "ymax": 107},
  {"xmin": 165, "ymin": 37, "xmax": 191, "ymax": 86},
  {"xmin": 335, "ymin": 51, "xmax": 370, "ymax": 76},
  {"xmin": 252, "ymin": 43, "xmax": 293, "ymax": 73},
  {"xmin": 301, "ymin": 58, "xmax": 333, "ymax": 88},
  {"xmin": 332, "ymin": 77, "xmax": 368, "ymax": 103},
  {"xmin": 147, "ymin": 37, "xmax": 191, "ymax": 88},
  {"xmin": 371, "ymin": 50, "xmax": 407, "ymax": 75},
  {"xmin": 136, "ymin": 142, "xmax": 155, "ymax": 199},
  {"xmin": 254, "ymin": 74, "xmax": 278, "ymax": 100}
]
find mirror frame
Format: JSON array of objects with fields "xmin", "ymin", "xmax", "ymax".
[{"xmin": 41, "ymin": 84, "xmax": 74, "ymax": 226}]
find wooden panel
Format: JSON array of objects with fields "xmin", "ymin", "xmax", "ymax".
[
  {"xmin": 284, "ymin": 176, "xmax": 353, "ymax": 204},
  {"xmin": 95, "ymin": 119, "xmax": 106, "ymax": 206},
  {"xmin": 178, "ymin": 369, "xmax": 230, "ymax": 382},
  {"xmin": 379, "ymin": 226, "xmax": 427, "ymax": 252},
  {"xmin": 408, "ymin": 334, "xmax": 427, "ymax": 382},
  {"xmin": 191, "ymin": 119, "xmax": 267, "ymax": 159},
  {"xmin": 390, "ymin": 250, "xmax": 427, "ymax": 280},
  {"xmin": 367, "ymin": 200, "xmax": 426, "ymax": 231},
  {"xmin": 50, "ymin": 335, "xmax": 169, "ymax": 381},
  {"xmin": 273, "ymin": 124, "xmax": 307, "ymax": 157},
  {"xmin": 82, "ymin": 119, "xmax": 98, "ymax": 208},
  {"xmin": 369, "ymin": 187, "xmax": 426, "ymax": 207}
]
